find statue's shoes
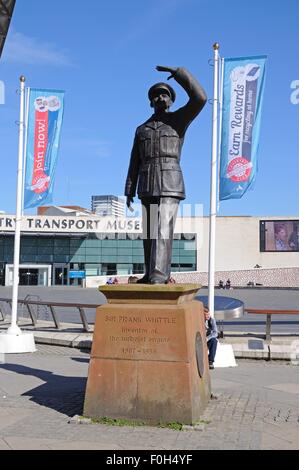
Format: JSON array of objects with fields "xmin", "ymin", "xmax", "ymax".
[
  {"xmin": 149, "ymin": 278, "xmax": 167, "ymax": 284},
  {"xmin": 136, "ymin": 276, "xmax": 149, "ymax": 284}
]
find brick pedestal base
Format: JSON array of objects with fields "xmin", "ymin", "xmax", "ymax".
[{"xmin": 84, "ymin": 285, "xmax": 210, "ymax": 425}]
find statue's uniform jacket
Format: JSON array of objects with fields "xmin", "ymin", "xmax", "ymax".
[{"xmin": 125, "ymin": 68, "xmax": 206, "ymax": 200}]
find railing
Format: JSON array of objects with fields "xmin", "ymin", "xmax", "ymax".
[
  {"xmin": 0, "ymin": 297, "xmax": 100, "ymax": 332},
  {"xmin": 1, "ymin": 299, "xmax": 298, "ymax": 340},
  {"xmin": 245, "ymin": 309, "xmax": 299, "ymax": 341}
]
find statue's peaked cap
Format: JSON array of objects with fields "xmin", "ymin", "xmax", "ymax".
[{"xmin": 148, "ymin": 82, "xmax": 176, "ymax": 103}]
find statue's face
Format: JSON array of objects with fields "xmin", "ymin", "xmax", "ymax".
[{"xmin": 151, "ymin": 90, "xmax": 172, "ymax": 111}]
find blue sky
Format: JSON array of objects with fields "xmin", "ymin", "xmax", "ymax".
[{"xmin": 0, "ymin": 0, "xmax": 298, "ymax": 216}]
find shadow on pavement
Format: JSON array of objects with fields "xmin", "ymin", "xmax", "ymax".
[
  {"xmin": 71, "ymin": 357, "xmax": 90, "ymax": 363},
  {"xmin": 1, "ymin": 363, "xmax": 87, "ymax": 417}
]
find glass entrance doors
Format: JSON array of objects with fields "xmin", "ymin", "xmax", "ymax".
[
  {"xmin": 4, "ymin": 265, "xmax": 51, "ymax": 286},
  {"xmin": 19, "ymin": 268, "xmax": 39, "ymax": 286},
  {"xmin": 53, "ymin": 265, "xmax": 68, "ymax": 286}
]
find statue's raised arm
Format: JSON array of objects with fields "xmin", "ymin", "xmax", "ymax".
[{"xmin": 156, "ymin": 64, "xmax": 207, "ymax": 120}]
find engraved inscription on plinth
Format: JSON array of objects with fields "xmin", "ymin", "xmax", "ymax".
[{"xmin": 93, "ymin": 306, "xmax": 187, "ymax": 363}]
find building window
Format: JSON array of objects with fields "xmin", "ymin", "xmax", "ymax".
[
  {"xmin": 101, "ymin": 263, "xmax": 117, "ymax": 275},
  {"xmin": 0, "ymin": 263, "xmax": 5, "ymax": 286},
  {"xmin": 171, "ymin": 263, "xmax": 195, "ymax": 272},
  {"xmin": 132, "ymin": 263, "xmax": 144, "ymax": 274}
]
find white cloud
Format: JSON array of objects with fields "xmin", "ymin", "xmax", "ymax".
[{"xmin": 3, "ymin": 31, "xmax": 73, "ymax": 66}]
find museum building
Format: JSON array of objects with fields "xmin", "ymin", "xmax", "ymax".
[{"xmin": 0, "ymin": 207, "xmax": 198, "ymax": 287}]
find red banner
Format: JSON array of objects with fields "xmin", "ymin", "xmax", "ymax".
[{"xmin": 31, "ymin": 110, "xmax": 50, "ymax": 194}]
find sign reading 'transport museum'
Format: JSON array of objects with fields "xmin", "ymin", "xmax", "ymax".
[{"xmin": 0, "ymin": 216, "xmax": 142, "ymax": 234}]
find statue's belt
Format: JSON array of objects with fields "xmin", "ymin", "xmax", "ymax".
[{"xmin": 144, "ymin": 157, "xmax": 179, "ymax": 163}]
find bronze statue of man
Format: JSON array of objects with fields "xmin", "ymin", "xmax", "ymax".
[{"xmin": 125, "ymin": 65, "xmax": 207, "ymax": 284}]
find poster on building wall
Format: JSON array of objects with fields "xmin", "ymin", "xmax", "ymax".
[
  {"xmin": 24, "ymin": 88, "xmax": 65, "ymax": 209},
  {"xmin": 219, "ymin": 56, "xmax": 267, "ymax": 200},
  {"xmin": 260, "ymin": 220, "xmax": 299, "ymax": 252}
]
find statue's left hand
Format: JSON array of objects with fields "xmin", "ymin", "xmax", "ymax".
[
  {"xmin": 126, "ymin": 196, "xmax": 134, "ymax": 208},
  {"xmin": 156, "ymin": 65, "xmax": 178, "ymax": 80}
]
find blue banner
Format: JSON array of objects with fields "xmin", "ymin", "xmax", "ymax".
[
  {"xmin": 24, "ymin": 89, "xmax": 65, "ymax": 209},
  {"xmin": 219, "ymin": 56, "xmax": 267, "ymax": 200}
]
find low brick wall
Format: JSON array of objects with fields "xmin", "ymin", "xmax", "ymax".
[
  {"xmin": 86, "ymin": 267, "xmax": 299, "ymax": 288},
  {"xmin": 170, "ymin": 267, "xmax": 299, "ymax": 288}
]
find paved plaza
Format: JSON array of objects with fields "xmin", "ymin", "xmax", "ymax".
[
  {"xmin": 0, "ymin": 344, "xmax": 298, "ymax": 450},
  {"xmin": 0, "ymin": 286, "xmax": 298, "ymax": 450}
]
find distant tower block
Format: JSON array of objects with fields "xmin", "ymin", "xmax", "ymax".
[{"xmin": 91, "ymin": 195, "xmax": 125, "ymax": 217}]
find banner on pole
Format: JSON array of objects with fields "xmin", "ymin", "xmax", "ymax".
[
  {"xmin": 24, "ymin": 89, "xmax": 65, "ymax": 209},
  {"xmin": 219, "ymin": 56, "xmax": 267, "ymax": 200}
]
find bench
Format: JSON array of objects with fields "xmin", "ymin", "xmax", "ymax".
[
  {"xmin": 0, "ymin": 297, "xmax": 100, "ymax": 332},
  {"xmin": 245, "ymin": 309, "xmax": 299, "ymax": 342}
]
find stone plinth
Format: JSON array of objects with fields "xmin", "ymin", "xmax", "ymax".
[{"xmin": 84, "ymin": 284, "xmax": 211, "ymax": 425}]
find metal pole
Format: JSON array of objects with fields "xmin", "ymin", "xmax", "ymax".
[
  {"xmin": 8, "ymin": 76, "xmax": 26, "ymax": 335},
  {"xmin": 21, "ymin": 86, "xmax": 30, "ymax": 216},
  {"xmin": 208, "ymin": 43, "xmax": 220, "ymax": 318}
]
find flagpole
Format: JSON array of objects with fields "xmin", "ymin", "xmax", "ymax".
[
  {"xmin": 0, "ymin": 76, "xmax": 36, "ymax": 353},
  {"xmin": 208, "ymin": 43, "xmax": 220, "ymax": 318},
  {"xmin": 8, "ymin": 76, "xmax": 26, "ymax": 335}
]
